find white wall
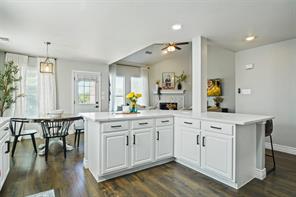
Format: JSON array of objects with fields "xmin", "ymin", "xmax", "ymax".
[
  {"xmin": 207, "ymin": 44, "xmax": 235, "ymax": 112},
  {"xmin": 235, "ymin": 39, "xmax": 296, "ymax": 149},
  {"xmin": 56, "ymin": 59, "xmax": 109, "ymax": 113},
  {"xmin": 148, "ymin": 46, "xmax": 192, "ymax": 108}
]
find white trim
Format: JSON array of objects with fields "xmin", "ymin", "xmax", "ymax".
[
  {"xmin": 153, "ymin": 90, "xmax": 185, "ymax": 95},
  {"xmin": 255, "ymin": 168, "xmax": 266, "ymax": 180},
  {"xmin": 71, "ymin": 70, "xmax": 102, "ymax": 114},
  {"xmin": 265, "ymin": 142, "xmax": 296, "ymax": 155}
]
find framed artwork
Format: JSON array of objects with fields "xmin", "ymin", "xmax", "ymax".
[
  {"xmin": 162, "ymin": 72, "xmax": 175, "ymax": 89},
  {"xmin": 207, "ymin": 79, "xmax": 222, "ymax": 96}
]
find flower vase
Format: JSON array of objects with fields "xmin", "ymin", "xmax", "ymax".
[{"xmin": 130, "ymin": 101, "xmax": 137, "ymax": 113}]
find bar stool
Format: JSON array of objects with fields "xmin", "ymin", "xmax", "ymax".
[{"xmin": 265, "ymin": 119, "xmax": 276, "ymax": 174}]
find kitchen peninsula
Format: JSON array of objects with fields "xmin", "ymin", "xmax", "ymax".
[{"xmin": 81, "ymin": 110, "xmax": 273, "ymax": 189}]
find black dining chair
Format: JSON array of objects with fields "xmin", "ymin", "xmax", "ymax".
[
  {"xmin": 74, "ymin": 120, "xmax": 84, "ymax": 148},
  {"xmin": 9, "ymin": 118, "xmax": 38, "ymax": 157},
  {"xmin": 265, "ymin": 119, "xmax": 276, "ymax": 174},
  {"xmin": 40, "ymin": 119, "xmax": 74, "ymax": 161}
]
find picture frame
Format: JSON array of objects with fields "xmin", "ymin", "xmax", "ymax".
[
  {"xmin": 207, "ymin": 78, "xmax": 222, "ymax": 96},
  {"xmin": 162, "ymin": 72, "xmax": 175, "ymax": 89}
]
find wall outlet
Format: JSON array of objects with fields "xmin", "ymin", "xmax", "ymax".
[{"xmin": 245, "ymin": 64, "xmax": 254, "ymax": 70}]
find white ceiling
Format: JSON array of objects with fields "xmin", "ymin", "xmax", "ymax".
[
  {"xmin": 0, "ymin": 0, "xmax": 295, "ymax": 64},
  {"xmin": 116, "ymin": 43, "xmax": 192, "ymax": 66}
]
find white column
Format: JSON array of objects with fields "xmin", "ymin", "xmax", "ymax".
[
  {"xmin": 255, "ymin": 121, "xmax": 266, "ymax": 180},
  {"xmin": 192, "ymin": 36, "xmax": 208, "ymax": 114}
]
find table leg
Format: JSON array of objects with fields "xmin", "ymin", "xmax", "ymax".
[{"xmin": 38, "ymin": 139, "xmax": 74, "ymax": 156}]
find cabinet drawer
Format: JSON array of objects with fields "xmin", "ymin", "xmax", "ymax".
[
  {"xmin": 132, "ymin": 119, "xmax": 153, "ymax": 129},
  {"xmin": 0, "ymin": 123, "xmax": 10, "ymax": 141},
  {"xmin": 156, "ymin": 117, "xmax": 173, "ymax": 127},
  {"xmin": 175, "ymin": 118, "xmax": 200, "ymax": 129},
  {"xmin": 102, "ymin": 121, "xmax": 129, "ymax": 132},
  {"xmin": 201, "ymin": 121, "xmax": 233, "ymax": 135}
]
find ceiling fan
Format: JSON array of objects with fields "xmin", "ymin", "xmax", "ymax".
[{"xmin": 160, "ymin": 42, "xmax": 189, "ymax": 53}]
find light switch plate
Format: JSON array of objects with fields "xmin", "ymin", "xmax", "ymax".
[
  {"xmin": 241, "ymin": 89, "xmax": 251, "ymax": 95},
  {"xmin": 245, "ymin": 64, "xmax": 254, "ymax": 70}
]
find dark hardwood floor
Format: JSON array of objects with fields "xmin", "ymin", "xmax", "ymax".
[{"xmin": 1, "ymin": 134, "xmax": 296, "ymax": 197}]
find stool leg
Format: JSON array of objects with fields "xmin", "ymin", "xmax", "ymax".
[
  {"xmin": 11, "ymin": 136, "xmax": 19, "ymax": 157},
  {"xmin": 74, "ymin": 130, "xmax": 77, "ymax": 147},
  {"xmin": 77, "ymin": 130, "xmax": 81, "ymax": 148},
  {"xmin": 270, "ymin": 135, "xmax": 276, "ymax": 171},
  {"xmin": 45, "ymin": 138, "xmax": 49, "ymax": 162},
  {"xmin": 31, "ymin": 134, "xmax": 38, "ymax": 153},
  {"xmin": 62, "ymin": 137, "xmax": 67, "ymax": 159}
]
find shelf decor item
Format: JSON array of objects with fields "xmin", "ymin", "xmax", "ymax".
[
  {"xmin": 126, "ymin": 91, "xmax": 142, "ymax": 113},
  {"xmin": 0, "ymin": 61, "xmax": 22, "ymax": 116},
  {"xmin": 208, "ymin": 79, "xmax": 222, "ymax": 96},
  {"xmin": 213, "ymin": 96, "xmax": 224, "ymax": 108},
  {"xmin": 162, "ymin": 72, "xmax": 175, "ymax": 89},
  {"xmin": 175, "ymin": 71, "xmax": 187, "ymax": 90}
]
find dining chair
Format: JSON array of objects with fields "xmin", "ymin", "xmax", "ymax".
[
  {"xmin": 9, "ymin": 118, "xmax": 38, "ymax": 157},
  {"xmin": 40, "ymin": 118, "xmax": 74, "ymax": 161},
  {"xmin": 74, "ymin": 120, "xmax": 84, "ymax": 148},
  {"xmin": 265, "ymin": 119, "xmax": 276, "ymax": 174}
]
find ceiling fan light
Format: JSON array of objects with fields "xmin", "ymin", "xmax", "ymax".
[
  {"xmin": 167, "ymin": 45, "xmax": 176, "ymax": 52},
  {"xmin": 162, "ymin": 50, "xmax": 168, "ymax": 54}
]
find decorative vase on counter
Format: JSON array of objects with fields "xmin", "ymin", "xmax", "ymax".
[{"xmin": 130, "ymin": 101, "xmax": 137, "ymax": 113}]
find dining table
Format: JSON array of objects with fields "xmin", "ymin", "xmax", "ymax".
[{"xmin": 14, "ymin": 113, "xmax": 83, "ymax": 156}]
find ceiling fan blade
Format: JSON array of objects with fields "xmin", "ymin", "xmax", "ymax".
[
  {"xmin": 175, "ymin": 46, "xmax": 182, "ymax": 50},
  {"xmin": 161, "ymin": 46, "xmax": 168, "ymax": 50},
  {"xmin": 175, "ymin": 42, "xmax": 189, "ymax": 45}
]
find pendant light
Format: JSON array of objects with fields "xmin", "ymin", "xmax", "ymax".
[{"xmin": 40, "ymin": 42, "xmax": 54, "ymax": 73}]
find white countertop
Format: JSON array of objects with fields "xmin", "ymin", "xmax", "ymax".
[
  {"xmin": 0, "ymin": 117, "xmax": 10, "ymax": 128},
  {"xmin": 81, "ymin": 110, "xmax": 274, "ymax": 125}
]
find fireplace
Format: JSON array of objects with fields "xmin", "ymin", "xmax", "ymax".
[{"xmin": 159, "ymin": 102, "xmax": 178, "ymax": 110}]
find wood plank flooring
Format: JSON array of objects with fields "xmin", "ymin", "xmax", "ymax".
[{"xmin": 1, "ymin": 134, "xmax": 296, "ymax": 197}]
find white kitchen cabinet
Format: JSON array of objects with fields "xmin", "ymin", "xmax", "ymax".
[
  {"xmin": 0, "ymin": 123, "xmax": 10, "ymax": 191},
  {"xmin": 131, "ymin": 128, "xmax": 154, "ymax": 167},
  {"xmin": 201, "ymin": 131, "xmax": 233, "ymax": 180},
  {"xmin": 176, "ymin": 126, "xmax": 201, "ymax": 167},
  {"xmin": 102, "ymin": 130, "xmax": 129, "ymax": 175},
  {"xmin": 155, "ymin": 126, "xmax": 173, "ymax": 161}
]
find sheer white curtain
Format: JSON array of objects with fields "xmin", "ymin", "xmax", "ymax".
[
  {"xmin": 109, "ymin": 64, "xmax": 117, "ymax": 112},
  {"xmin": 140, "ymin": 67, "xmax": 149, "ymax": 106},
  {"xmin": 5, "ymin": 53, "xmax": 28, "ymax": 116},
  {"xmin": 37, "ymin": 58, "xmax": 57, "ymax": 115}
]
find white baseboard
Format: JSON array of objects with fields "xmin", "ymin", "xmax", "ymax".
[
  {"xmin": 265, "ymin": 142, "xmax": 296, "ymax": 155},
  {"xmin": 255, "ymin": 168, "xmax": 266, "ymax": 180}
]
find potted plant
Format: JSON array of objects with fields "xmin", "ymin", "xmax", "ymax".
[
  {"xmin": 0, "ymin": 61, "xmax": 22, "ymax": 116},
  {"xmin": 213, "ymin": 96, "xmax": 224, "ymax": 108},
  {"xmin": 175, "ymin": 71, "xmax": 187, "ymax": 90},
  {"xmin": 126, "ymin": 92, "xmax": 142, "ymax": 113}
]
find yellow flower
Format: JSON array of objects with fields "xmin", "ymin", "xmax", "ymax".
[
  {"xmin": 126, "ymin": 92, "xmax": 135, "ymax": 99},
  {"xmin": 136, "ymin": 93, "xmax": 142, "ymax": 98}
]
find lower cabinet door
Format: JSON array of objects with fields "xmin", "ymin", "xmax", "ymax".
[
  {"xmin": 178, "ymin": 126, "xmax": 201, "ymax": 167},
  {"xmin": 0, "ymin": 134, "xmax": 10, "ymax": 189},
  {"xmin": 201, "ymin": 131, "xmax": 233, "ymax": 179},
  {"xmin": 102, "ymin": 131, "xmax": 129, "ymax": 175},
  {"xmin": 131, "ymin": 128, "xmax": 154, "ymax": 167},
  {"xmin": 155, "ymin": 126, "xmax": 173, "ymax": 161}
]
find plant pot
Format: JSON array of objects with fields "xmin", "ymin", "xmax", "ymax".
[{"xmin": 177, "ymin": 83, "xmax": 182, "ymax": 90}]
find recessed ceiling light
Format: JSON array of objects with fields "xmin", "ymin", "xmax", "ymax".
[
  {"xmin": 245, "ymin": 35, "xmax": 256, "ymax": 42},
  {"xmin": 0, "ymin": 37, "xmax": 9, "ymax": 42},
  {"xmin": 171, "ymin": 24, "xmax": 182, "ymax": 31}
]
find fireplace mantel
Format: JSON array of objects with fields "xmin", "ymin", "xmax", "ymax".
[{"xmin": 153, "ymin": 89, "xmax": 185, "ymax": 95}]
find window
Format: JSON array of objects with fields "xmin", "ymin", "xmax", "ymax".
[
  {"xmin": 78, "ymin": 80, "xmax": 96, "ymax": 104},
  {"xmin": 25, "ymin": 67, "xmax": 38, "ymax": 116},
  {"xmin": 131, "ymin": 77, "xmax": 144, "ymax": 105},
  {"xmin": 115, "ymin": 76, "xmax": 125, "ymax": 110}
]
